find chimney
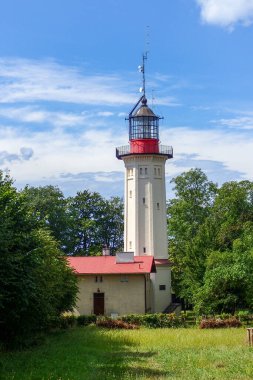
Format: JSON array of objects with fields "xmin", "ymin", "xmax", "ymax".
[{"xmin": 102, "ymin": 245, "xmax": 110, "ymax": 256}]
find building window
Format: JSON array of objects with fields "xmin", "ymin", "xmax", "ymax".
[
  {"xmin": 143, "ymin": 197, "xmax": 145, "ymax": 204},
  {"xmin": 157, "ymin": 202, "xmax": 160, "ymax": 210},
  {"xmin": 154, "ymin": 168, "xmax": 157, "ymax": 175},
  {"xmin": 140, "ymin": 167, "xmax": 143, "ymax": 175},
  {"xmin": 129, "ymin": 190, "xmax": 132, "ymax": 198},
  {"xmin": 158, "ymin": 168, "xmax": 161, "ymax": 176},
  {"xmin": 95, "ymin": 276, "xmax": 103, "ymax": 283},
  {"xmin": 120, "ymin": 275, "xmax": 128, "ymax": 282},
  {"xmin": 145, "ymin": 167, "xmax": 148, "ymax": 175},
  {"xmin": 128, "ymin": 168, "xmax": 133, "ymax": 177},
  {"xmin": 143, "ymin": 247, "xmax": 146, "ymax": 253},
  {"xmin": 159, "ymin": 285, "xmax": 166, "ymax": 291},
  {"xmin": 129, "ymin": 241, "xmax": 132, "ymax": 249}
]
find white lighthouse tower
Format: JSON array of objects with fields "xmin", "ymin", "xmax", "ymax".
[{"xmin": 116, "ymin": 56, "xmax": 173, "ymax": 312}]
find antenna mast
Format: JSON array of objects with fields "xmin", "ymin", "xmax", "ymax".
[
  {"xmin": 138, "ymin": 26, "xmax": 150, "ymax": 97},
  {"xmin": 138, "ymin": 52, "xmax": 148, "ymax": 96}
]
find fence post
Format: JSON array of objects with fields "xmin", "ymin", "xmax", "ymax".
[{"xmin": 247, "ymin": 328, "xmax": 253, "ymax": 346}]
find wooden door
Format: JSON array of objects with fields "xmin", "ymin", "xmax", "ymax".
[{"xmin": 93, "ymin": 293, "xmax": 104, "ymax": 315}]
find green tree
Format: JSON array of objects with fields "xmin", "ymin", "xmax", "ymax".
[
  {"xmin": 167, "ymin": 168, "xmax": 217, "ymax": 303},
  {"xmin": 194, "ymin": 222, "xmax": 253, "ymax": 314},
  {"xmin": 67, "ymin": 191, "xmax": 123, "ymax": 255},
  {"xmin": 21, "ymin": 185, "xmax": 70, "ymax": 252},
  {"xmin": 0, "ymin": 172, "xmax": 77, "ymax": 347},
  {"xmin": 209, "ymin": 181, "xmax": 253, "ymax": 250}
]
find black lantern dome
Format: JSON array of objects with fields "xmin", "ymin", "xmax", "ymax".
[{"xmin": 128, "ymin": 96, "xmax": 161, "ymax": 141}]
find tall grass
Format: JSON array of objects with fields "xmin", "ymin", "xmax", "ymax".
[{"xmin": 0, "ymin": 327, "xmax": 252, "ymax": 380}]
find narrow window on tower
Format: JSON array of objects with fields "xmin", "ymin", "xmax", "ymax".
[
  {"xmin": 143, "ymin": 247, "xmax": 146, "ymax": 253},
  {"xmin": 140, "ymin": 167, "xmax": 143, "ymax": 175},
  {"xmin": 158, "ymin": 168, "xmax": 161, "ymax": 176},
  {"xmin": 145, "ymin": 167, "xmax": 148, "ymax": 175},
  {"xmin": 129, "ymin": 190, "xmax": 132, "ymax": 198},
  {"xmin": 143, "ymin": 197, "xmax": 145, "ymax": 204},
  {"xmin": 129, "ymin": 241, "xmax": 132, "ymax": 250},
  {"xmin": 157, "ymin": 202, "xmax": 160, "ymax": 210},
  {"xmin": 154, "ymin": 168, "xmax": 157, "ymax": 176}
]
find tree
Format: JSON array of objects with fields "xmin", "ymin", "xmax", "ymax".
[
  {"xmin": 194, "ymin": 222, "xmax": 253, "ymax": 314},
  {"xmin": 167, "ymin": 168, "xmax": 217, "ymax": 303},
  {"xmin": 0, "ymin": 172, "xmax": 78, "ymax": 347},
  {"xmin": 67, "ymin": 191, "xmax": 123, "ymax": 256},
  {"xmin": 209, "ymin": 181, "xmax": 253, "ymax": 250},
  {"xmin": 21, "ymin": 185, "xmax": 70, "ymax": 253}
]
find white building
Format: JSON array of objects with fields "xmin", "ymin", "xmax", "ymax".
[{"xmin": 116, "ymin": 89, "xmax": 173, "ymax": 312}]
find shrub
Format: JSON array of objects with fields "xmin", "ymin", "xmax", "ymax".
[
  {"xmin": 121, "ymin": 313, "xmax": 183, "ymax": 328},
  {"xmin": 59, "ymin": 315, "xmax": 77, "ymax": 329},
  {"xmin": 200, "ymin": 317, "xmax": 242, "ymax": 329},
  {"xmin": 77, "ymin": 315, "xmax": 97, "ymax": 326},
  {"xmin": 96, "ymin": 317, "xmax": 139, "ymax": 329}
]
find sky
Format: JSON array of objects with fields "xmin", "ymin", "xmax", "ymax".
[{"xmin": 0, "ymin": 0, "xmax": 253, "ymax": 198}]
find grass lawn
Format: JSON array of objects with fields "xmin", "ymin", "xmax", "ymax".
[{"xmin": 0, "ymin": 326, "xmax": 253, "ymax": 380}]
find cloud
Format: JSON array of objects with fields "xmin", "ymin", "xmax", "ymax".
[
  {"xmin": 213, "ymin": 116, "xmax": 253, "ymax": 129},
  {"xmin": 0, "ymin": 58, "xmax": 136, "ymax": 106},
  {"xmin": 0, "ymin": 58, "xmax": 180, "ymax": 108},
  {"xmin": 0, "ymin": 147, "xmax": 33, "ymax": 165},
  {"xmin": 0, "ymin": 106, "xmax": 87, "ymax": 127},
  {"xmin": 196, "ymin": 0, "xmax": 253, "ymax": 28}
]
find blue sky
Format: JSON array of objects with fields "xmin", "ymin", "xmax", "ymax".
[{"xmin": 0, "ymin": 0, "xmax": 253, "ymax": 197}]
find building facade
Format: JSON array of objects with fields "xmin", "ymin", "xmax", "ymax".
[{"xmin": 116, "ymin": 93, "xmax": 173, "ymax": 312}]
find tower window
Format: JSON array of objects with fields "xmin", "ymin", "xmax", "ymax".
[
  {"xmin": 158, "ymin": 168, "xmax": 161, "ymax": 176},
  {"xmin": 143, "ymin": 247, "xmax": 146, "ymax": 253},
  {"xmin": 128, "ymin": 168, "xmax": 133, "ymax": 177},
  {"xmin": 143, "ymin": 197, "xmax": 145, "ymax": 204},
  {"xmin": 154, "ymin": 168, "xmax": 157, "ymax": 175},
  {"xmin": 140, "ymin": 168, "xmax": 143, "ymax": 175},
  {"xmin": 129, "ymin": 190, "xmax": 132, "ymax": 198},
  {"xmin": 129, "ymin": 241, "xmax": 132, "ymax": 249},
  {"xmin": 159, "ymin": 285, "xmax": 166, "ymax": 291},
  {"xmin": 157, "ymin": 203, "xmax": 160, "ymax": 210},
  {"xmin": 145, "ymin": 168, "xmax": 148, "ymax": 175},
  {"xmin": 95, "ymin": 276, "xmax": 103, "ymax": 283}
]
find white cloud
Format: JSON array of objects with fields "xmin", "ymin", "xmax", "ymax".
[
  {"xmin": 196, "ymin": 0, "xmax": 253, "ymax": 28},
  {"xmin": 161, "ymin": 125, "xmax": 253, "ymax": 181},
  {"xmin": 0, "ymin": 120, "xmax": 252, "ymax": 196},
  {"xmin": 0, "ymin": 58, "xmax": 136, "ymax": 106},
  {"xmin": 0, "ymin": 106, "xmax": 87, "ymax": 127},
  {"xmin": 0, "ymin": 58, "xmax": 179, "ymax": 108},
  {"xmin": 213, "ymin": 116, "xmax": 253, "ymax": 129}
]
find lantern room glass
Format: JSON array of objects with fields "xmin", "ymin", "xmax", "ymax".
[{"xmin": 129, "ymin": 116, "xmax": 159, "ymax": 140}]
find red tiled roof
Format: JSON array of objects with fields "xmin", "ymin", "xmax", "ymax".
[{"xmin": 67, "ymin": 255, "xmax": 156, "ymax": 275}]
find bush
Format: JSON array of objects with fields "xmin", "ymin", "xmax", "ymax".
[
  {"xmin": 59, "ymin": 315, "xmax": 77, "ymax": 329},
  {"xmin": 200, "ymin": 317, "xmax": 242, "ymax": 329},
  {"xmin": 236, "ymin": 310, "xmax": 253, "ymax": 322},
  {"xmin": 121, "ymin": 313, "xmax": 183, "ymax": 328},
  {"xmin": 77, "ymin": 315, "xmax": 97, "ymax": 326},
  {"xmin": 96, "ymin": 317, "xmax": 139, "ymax": 329}
]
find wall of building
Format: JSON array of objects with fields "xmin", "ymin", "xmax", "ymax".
[
  {"xmin": 123, "ymin": 155, "xmax": 168, "ymax": 259},
  {"xmin": 75, "ymin": 274, "xmax": 151, "ymax": 316},
  {"xmin": 150, "ymin": 265, "xmax": 172, "ymax": 313}
]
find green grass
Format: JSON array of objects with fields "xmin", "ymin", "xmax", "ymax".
[{"xmin": 1, "ymin": 327, "xmax": 253, "ymax": 380}]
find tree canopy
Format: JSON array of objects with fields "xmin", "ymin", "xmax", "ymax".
[
  {"xmin": 168, "ymin": 169, "xmax": 253, "ymax": 313},
  {"xmin": 0, "ymin": 172, "xmax": 78, "ymax": 347}
]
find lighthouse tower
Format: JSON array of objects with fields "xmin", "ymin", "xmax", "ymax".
[{"xmin": 116, "ymin": 56, "xmax": 173, "ymax": 312}]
